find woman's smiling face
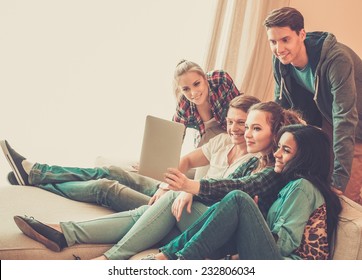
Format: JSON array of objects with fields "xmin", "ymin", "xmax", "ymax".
[
  {"xmin": 244, "ymin": 110, "xmax": 274, "ymax": 155},
  {"xmin": 273, "ymin": 132, "xmax": 298, "ymax": 173},
  {"xmin": 178, "ymin": 71, "xmax": 209, "ymax": 105}
]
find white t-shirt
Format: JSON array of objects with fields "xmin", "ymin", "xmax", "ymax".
[
  {"xmin": 158, "ymin": 133, "xmax": 253, "ymax": 189},
  {"xmin": 201, "ymin": 133, "xmax": 253, "ymax": 179}
]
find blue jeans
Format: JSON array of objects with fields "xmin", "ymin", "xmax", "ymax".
[
  {"xmin": 29, "ymin": 163, "xmax": 159, "ymax": 211},
  {"xmin": 60, "ymin": 190, "xmax": 208, "ymax": 260},
  {"xmin": 160, "ymin": 190, "xmax": 282, "ymax": 260}
]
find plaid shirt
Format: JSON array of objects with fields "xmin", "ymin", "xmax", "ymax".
[
  {"xmin": 173, "ymin": 70, "xmax": 240, "ymax": 146},
  {"xmin": 196, "ymin": 157, "xmax": 287, "ymax": 218}
]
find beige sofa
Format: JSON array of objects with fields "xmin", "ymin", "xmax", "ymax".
[
  {"xmin": 0, "ymin": 185, "xmax": 115, "ymax": 259},
  {"xmin": 1, "ymin": 183, "xmax": 362, "ymax": 260}
]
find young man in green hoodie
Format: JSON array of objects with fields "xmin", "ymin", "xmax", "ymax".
[{"xmin": 264, "ymin": 7, "xmax": 362, "ymax": 204}]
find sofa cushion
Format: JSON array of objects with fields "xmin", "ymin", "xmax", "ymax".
[
  {"xmin": 333, "ymin": 195, "xmax": 362, "ymax": 259},
  {"xmin": 0, "ymin": 185, "xmax": 115, "ymax": 260}
]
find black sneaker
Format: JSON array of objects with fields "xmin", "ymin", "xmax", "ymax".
[
  {"xmin": 7, "ymin": 172, "xmax": 20, "ymax": 185},
  {"xmin": 0, "ymin": 140, "xmax": 29, "ymax": 185}
]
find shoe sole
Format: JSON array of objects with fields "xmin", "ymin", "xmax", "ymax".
[
  {"xmin": 13, "ymin": 216, "xmax": 61, "ymax": 252},
  {"xmin": 8, "ymin": 172, "xmax": 20, "ymax": 185},
  {"xmin": 0, "ymin": 140, "xmax": 25, "ymax": 185}
]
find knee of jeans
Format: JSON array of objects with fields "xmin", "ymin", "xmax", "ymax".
[
  {"xmin": 160, "ymin": 190, "xmax": 180, "ymax": 203},
  {"xmin": 227, "ymin": 190, "xmax": 251, "ymax": 203},
  {"xmin": 108, "ymin": 165, "xmax": 127, "ymax": 177},
  {"xmin": 165, "ymin": 191, "xmax": 180, "ymax": 199},
  {"xmin": 131, "ymin": 205, "xmax": 150, "ymax": 217},
  {"xmin": 93, "ymin": 178, "xmax": 125, "ymax": 196}
]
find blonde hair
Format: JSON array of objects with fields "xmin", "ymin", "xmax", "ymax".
[{"xmin": 173, "ymin": 60, "xmax": 207, "ymax": 101}]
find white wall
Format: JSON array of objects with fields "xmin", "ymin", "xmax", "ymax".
[{"xmin": 0, "ymin": 0, "xmax": 216, "ymax": 184}]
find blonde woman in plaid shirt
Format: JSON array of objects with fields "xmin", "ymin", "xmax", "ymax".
[{"xmin": 172, "ymin": 60, "xmax": 241, "ymax": 148}]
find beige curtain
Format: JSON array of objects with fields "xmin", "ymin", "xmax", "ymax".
[{"xmin": 204, "ymin": 0, "xmax": 290, "ymax": 101}]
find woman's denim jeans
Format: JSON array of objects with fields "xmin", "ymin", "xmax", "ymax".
[
  {"xmin": 160, "ymin": 190, "xmax": 282, "ymax": 260},
  {"xmin": 60, "ymin": 190, "xmax": 208, "ymax": 260},
  {"xmin": 29, "ymin": 163, "xmax": 159, "ymax": 211}
]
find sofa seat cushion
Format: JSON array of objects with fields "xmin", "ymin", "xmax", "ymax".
[{"xmin": 0, "ymin": 185, "xmax": 115, "ymax": 260}]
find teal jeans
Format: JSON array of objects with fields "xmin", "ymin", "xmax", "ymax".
[
  {"xmin": 160, "ymin": 190, "xmax": 282, "ymax": 260},
  {"xmin": 29, "ymin": 163, "xmax": 159, "ymax": 211}
]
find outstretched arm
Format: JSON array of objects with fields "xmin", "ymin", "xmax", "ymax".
[
  {"xmin": 164, "ymin": 168, "xmax": 201, "ymax": 194},
  {"xmin": 149, "ymin": 147, "xmax": 209, "ymax": 204}
]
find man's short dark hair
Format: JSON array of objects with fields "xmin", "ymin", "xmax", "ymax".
[{"xmin": 264, "ymin": 7, "xmax": 304, "ymax": 34}]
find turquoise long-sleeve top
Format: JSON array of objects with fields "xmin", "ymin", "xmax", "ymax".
[{"xmin": 267, "ymin": 178, "xmax": 325, "ymax": 259}]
